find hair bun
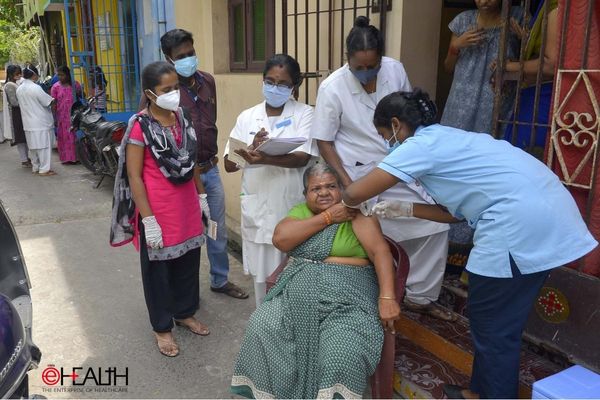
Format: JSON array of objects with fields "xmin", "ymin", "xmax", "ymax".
[
  {"xmin": 354, "ymin": 16, "xmax": 370, "ymax": 28},
  {"xmin": 411, "ymin": 88, "xmax": 437, "ymax": 125}
]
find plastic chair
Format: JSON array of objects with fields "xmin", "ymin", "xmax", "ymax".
[{"xmin": 265, "ymin": 235, "xmax": 410, "ymax": 399}]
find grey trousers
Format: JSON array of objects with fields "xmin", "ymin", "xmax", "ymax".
[{"xmin": 399, "ymin": 230, "xmax": 449, "ymax": 304}]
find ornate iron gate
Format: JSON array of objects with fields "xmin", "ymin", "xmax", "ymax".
[
  {"xmin": 63, "ymin": 0, "xmax": 140, "ymax": 121},
  {"xmin": 280, "ymin": 0, "xmax": 391, "ymax": 105}
]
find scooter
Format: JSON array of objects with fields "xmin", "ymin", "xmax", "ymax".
[
  {"xmin": 0, "ymin": 200, "xmax": 42, "ymax": 398},
  {"xmin": 71, "ymin": 97, "xmax": 126, "ymax": 187}
]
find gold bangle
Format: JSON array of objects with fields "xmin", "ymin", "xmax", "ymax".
[
  {"xmin": 321, "ymin": 211, "xmax": 332, "ymax": 225},
  {"xmin": 379, "ymin": 296, "xmax": 396, "ymax": 300},
  {"xmin": 324, "ymin": 210, "xmax": 333, "ymax": 225}
]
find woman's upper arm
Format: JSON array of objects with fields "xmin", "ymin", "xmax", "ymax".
[
  {"xmin": 352, "ymin": 214, "xmax": 389, "ymax": 258},
  {"xmin": 312, "ymin": 86, "xmax": 341, "ymax": 142},
  {"xmin": 126, "ymin": 123, "xmax": 145, "ymax": 178},
  {"xmin": 126, "ymin": 144, "xmax": 144, "ymax": 178},
  {"xmin": 544, "ymin": 8, "xmax": 559, "ymax": 66}
]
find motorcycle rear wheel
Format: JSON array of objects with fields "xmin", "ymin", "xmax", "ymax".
[{"xmin": 76, "ymin": 136, "xmax": 100, "ymax": 173}]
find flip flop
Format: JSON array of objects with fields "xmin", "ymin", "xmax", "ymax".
[
  {"xmin": 210, "ymin": 281, "xmax": 249, "ymax": 299},
  {"xmin": 38, "ymin": 170, "xmax": 57, "ymax": 176},
  {"xmin": 174, "ymin": 319, "xmax": 210, "ymax": 336},
  {"xmin": 156, "ymin": 336, "xmax": 179, "ymax": 357}
]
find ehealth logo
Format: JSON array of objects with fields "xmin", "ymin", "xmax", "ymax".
[{"xmin": 41, "ymin": 364, "xmax": 128, "ymax": 393}]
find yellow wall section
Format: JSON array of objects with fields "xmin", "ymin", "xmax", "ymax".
[{"xmin": 92, "ymin": 0, "xmax": 124, "ymax": 112}]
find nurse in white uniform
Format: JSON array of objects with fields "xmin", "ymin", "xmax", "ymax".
[
  {"xmin": 224, "ymin": 54, "xmax": 317, "ymax": 307},
  {"xmin": 312, "ymin": 16, "xmax": 452, "ymax": 319},
  {"xmin": 16, "ymin": 65, "xmax": 56, "ymax": 176},
  {"xmin": 343, "ymin": 89, "xmax": 598, "ymax": 399}
]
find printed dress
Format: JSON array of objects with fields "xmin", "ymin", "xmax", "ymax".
[
  {"xmin": 51, "ymin": 81, "xmax": 81, "ymax": 162},
  {"xmin": 441, "ymin": 8, "xmax": 522, "ymax": 134},
  {"xmin": 231, "ymin": 221, "xmax": 383, "ymax": 399}
]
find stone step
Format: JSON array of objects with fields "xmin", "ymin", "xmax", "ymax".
[{"xmin": 394, "ymin": 309, "xmax": 563, "ymax": 398}]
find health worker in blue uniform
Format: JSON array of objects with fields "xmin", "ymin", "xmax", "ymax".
[{"xmin": 342, "ymin": 89, "xmax": 598, "ymax": 399}]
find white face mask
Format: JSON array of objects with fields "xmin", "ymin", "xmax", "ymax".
[{"xmin": 149, "ymin": 89, "xmax": 180, "ymax": 111}]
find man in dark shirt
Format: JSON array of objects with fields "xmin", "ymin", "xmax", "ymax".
[{"xmin": 156, "ymin": 29, "xmax": 248, "ymax": 299}]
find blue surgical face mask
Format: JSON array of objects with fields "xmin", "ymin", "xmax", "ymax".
[
  {"xmin": 171, "ymin": 55, "xmax": 198, "ymax": 78},
  {"xmin": 351, "ymin": 65, "xmax": 381, "ymax": 85},
  {"xmin": 263, "ymin": 82, "xmax": 293, "ymax": 108},
  {"xmin": 386, "ymin": 125, "xmax": 401, "ymax": 154}
]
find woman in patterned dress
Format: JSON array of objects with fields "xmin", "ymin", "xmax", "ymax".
[
  {"xmin": 51, "ymin": 65, "xmax": 81, "ymax": 163},
  {"xmin": 231, "ymin": 164, "xmax": 400, "ymax": 399}
]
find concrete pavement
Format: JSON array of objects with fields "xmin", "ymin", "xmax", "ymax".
[{"xmin": 0, "ymin": 142, "xmax": 255, "ymax": 398}]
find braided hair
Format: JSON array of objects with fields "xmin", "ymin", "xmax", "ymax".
[
  {"xmin": 346, "ymin": 16, "xmax": 384, "ymax": 57},
  {"xmin": 373, "ymin": 89, "xmax": 437, "ymax": 131}
]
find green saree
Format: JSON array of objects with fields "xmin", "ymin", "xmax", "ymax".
[{"xmin": 231, "ymin": 224, "xmax": 384, "ymax": 399}]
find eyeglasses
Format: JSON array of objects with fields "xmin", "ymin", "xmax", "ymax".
[{"xmin": 263, "ymin": 79, "xmax": 294, "ymax": 89}]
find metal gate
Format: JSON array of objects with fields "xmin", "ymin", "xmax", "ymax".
[
  {"xmin": 491, "ymin": 0, "xmax": 599, "ymax": 276},
  {"xmin": 63, "ymin": 0, "xmax": 140, "ymax": 121},
  {"xmin": 280, "ymin": 0, "xmax": 391, "ymax": 105}
]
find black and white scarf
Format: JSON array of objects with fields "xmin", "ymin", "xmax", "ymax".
[{"xmin": 110, "ymin": 108, "xmax": 197, "ymax": 247}]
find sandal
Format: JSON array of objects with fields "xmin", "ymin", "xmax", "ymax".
[
  {"xmin": 155, "ymin": 335, "xmax": 179, "ymax": 357},
  {"xmin": 21, "ymin": 161, "xmax": 32, "ymax": 168},
  {"xmin": 210, "ymin": 281, "xmax": 249, "ymax": 299},
  {"xmin": 403, "ymin": 299, "xmax": 457, "ymax": 322},
  {"xmin": 174, "ymin": 318, "xmax": 210, "ymax": 336},
  {"xmin": 38, "ymin": 170, "xmax": 57, "ymax": 176}
]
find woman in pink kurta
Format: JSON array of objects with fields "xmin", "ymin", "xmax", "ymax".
[
  {"xmin": 51, "ymin": 65, "xmax": 81, "ymax": 163},
  {"xmin": 123, "ymin": 61, "xmax": 209, "ymax": 358}
]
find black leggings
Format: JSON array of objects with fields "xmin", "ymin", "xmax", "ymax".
[{"xmin": 139, "ymin": 234, "xmax": 201, "ymax": 332}]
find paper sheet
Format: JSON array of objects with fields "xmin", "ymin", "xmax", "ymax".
[
  {"xmin": 255, "ymin": 137, "xmax": 307, "ymax": 156},
  {"xmin": 227, "ymin": 137, "xmax": 249, "ymax": 168}
]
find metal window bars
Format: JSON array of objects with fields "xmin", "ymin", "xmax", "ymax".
[
  {"xmin": 280, "ymin": 0, "xmax": 391, "ymax": 105},
  {"xmin": 63, "ymin": 0, "xmax": 140, "ymax": 119}
]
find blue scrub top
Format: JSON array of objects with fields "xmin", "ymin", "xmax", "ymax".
[{"xmin": 379, "ymin": 124, "xmax": 597, "ymax": 278}]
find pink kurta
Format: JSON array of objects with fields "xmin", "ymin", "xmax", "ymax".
[
  {"xmin": 51, "ymin": 81, "xmax": 81, "ymax": 162},
  {"xmin": 128, "ymin": 120, "xmax": 203, "ymax": 258}
]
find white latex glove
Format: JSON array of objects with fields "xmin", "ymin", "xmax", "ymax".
[
  {"xmin": 371, "ymin": 200, "xmax": 414, "ymax": 219},
  {"xmin": 142, "ymin": 216, "xmax": 164, "ymax": 249},
  {"xmin": 199, "ymin": 193, "xmax": 211, "ymax": 220}
]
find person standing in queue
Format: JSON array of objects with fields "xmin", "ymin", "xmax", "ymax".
[
  {"xmin": 139, "ymin": 29, "xmax": 248, "ymax": 299},
  {"xmin": 3, "ymin": 65, "xmax": 30, "ymax": 167},
  {"xmin": 112, "ymin": 61, "xmax": 209, "ymax": 357},
  {"xmin": 312, "ymin": 16, "xmax": 453, "ymax": 320},
  {"xmin": 16, "ymin": 65, "xmax": 56, "ymax": 176},
  {"xmin": 342, "ymin": 89, "xmax": 598, "ymax": 399},
  {"xmin": 51, "ymin": 65, "xmax": 82, "ymax": 164}
]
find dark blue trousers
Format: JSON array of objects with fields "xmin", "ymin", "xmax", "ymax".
[{"xmin": 467, "ymin": 258, "xmax": 550, "ymax": 398}]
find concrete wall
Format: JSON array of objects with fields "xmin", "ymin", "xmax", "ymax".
[
  {"xmin": 398, "ymin": 0, "xmax": 442, "ymax": 99},
  {"xmin": 171, "ymin": 0, "xmax": 443, "ymax": 231}
]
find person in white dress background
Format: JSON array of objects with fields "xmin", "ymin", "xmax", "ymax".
[
  {"xmin": 224, "ymin": 54, "xmax": 317, "ymax": 307},
  {"xmin": 16, "ymin": 65, "xmax": 56, "ymax": 176},
  {"xmin": 312, "ymin": 16, "xmax": 453, "ymax": 320}
]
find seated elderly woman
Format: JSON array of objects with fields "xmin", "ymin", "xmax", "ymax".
[{"xmin": 231, "ymin": 164, "xmax": 401, "ymax": 399}]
